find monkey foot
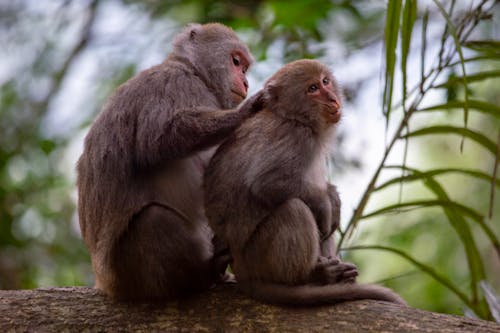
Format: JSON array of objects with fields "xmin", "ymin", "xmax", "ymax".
[
  {"xmin": 219, "ymin": 272, "xmax": 237, "ymax": 284},
  {"xmin": 310, "ymin": 256, "xmax": 358, "ymax": 285}
]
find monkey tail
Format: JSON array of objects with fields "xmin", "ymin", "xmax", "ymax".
[{"xmin": 241, "ymin": 282, "xmax": 406, "ymax": 306}]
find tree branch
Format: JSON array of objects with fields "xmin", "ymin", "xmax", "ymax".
[{"xmin": 0, "ymin": 286, "xmax": 499, "ymax": 332}]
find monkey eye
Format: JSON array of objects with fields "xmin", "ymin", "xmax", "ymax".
[
  {"xmin": 242, "ymin": 66, "xmax": 248, "ymax": 74},
  {"xmin": 308, "ymin": 84, "xmax": 318, "ymax": 93},
  {"xmin": 322, "ymin": 77, "xmax": 329, "ymax": 85},
  {"xmin": 233, "ymin": 56, "xmax": 241, "ymax": 67}
]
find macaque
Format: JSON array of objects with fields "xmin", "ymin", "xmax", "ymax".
[
  {"xmin": 204, "ymin": 59, "xmax": 406, "ymax": 306},
  {"xmin": 77, "ymin": 23, "xmax": 263, "ymax": 301}
]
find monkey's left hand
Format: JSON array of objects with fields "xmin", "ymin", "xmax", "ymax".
[
  {"xmin": 326, "ymin": 184, "xmax": 341, "ymax": 232},
  {"xmin": 308, "ymin": 193, "xmax": 333, "ymax": 242},
  {"xmin": 237, "ymin": 89, "xmax": 266, "ymax": 116}
]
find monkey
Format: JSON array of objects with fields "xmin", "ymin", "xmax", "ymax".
[
  {"xmin": 204, "ymin": 59, "xmax": 406, "ymax": 306},
  {"xmin": 76, "ymin": 23, "xmax": 265, "ymax": 301}
]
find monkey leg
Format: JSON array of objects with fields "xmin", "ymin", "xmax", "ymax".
[
  {"xmin": 108, "ymin": 203, "xmax": 215, "ymax": 300},
  {"xmin": 236, "ymin": 198, "xmax": 358, "ymax": 286},
  {"xmin": 238, "ymin": 198, "xmax": 320, "ymax": 285}
]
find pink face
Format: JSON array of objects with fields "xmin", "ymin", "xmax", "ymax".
[
  {"xmin": 307, "ymin": 75, "xmax": 341, "ymax": 124},
  {"xmin": 230, "ymin": 51, "xmax": 250, "ymax": 104}
]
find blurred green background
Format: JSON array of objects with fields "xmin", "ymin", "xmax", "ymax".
[{"xmin": 0, "ymin": 0, "xmax": 499, "ymax": 319}]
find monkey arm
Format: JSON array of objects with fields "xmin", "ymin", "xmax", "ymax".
[
  {"xmin": 134, "ymin": 91, "xmax": 264, "ymax": 169},
  {"xmin": 164, "ymin": 107, "xmax": 246, "ymax": 154},
  {"xmin": 249, "ymin": 171, "xmax": 333, "ymax": 239},
  {"xmin": 326, "ymin": 184, "xmax": 341, "ymax": 234},
  {"xmin": 168, "ymin": 90, "xmax": 264, "ymax": 155}
]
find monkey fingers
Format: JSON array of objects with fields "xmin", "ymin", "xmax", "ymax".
[
  {"xmin": 339, "ymin": 262, "xmax": 358, "ymax": 284},
  {"xmin": 310, "ymin": 257, "xmax": 358, "ymax": 285},
  {"xmin": 238, "ymin": 89, "xmax": 266, "ymax": 115},
  {"xmin": 324, "ymin": 255, "xmax": 358, "ymax": 283},
  {"xmin": 250, "ymin": 89, "xmax": 267, "ymax": 112},
  {"xmin": 317, "ymin": 255, "xmax": 339, "ymax": 265}
]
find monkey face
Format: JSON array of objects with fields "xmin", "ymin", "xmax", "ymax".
[
  {"xmin": 230, "ymin": 51, "xmax": 250, "ymax": 105},
  {"xmin": 306, "ymin": 75, "xmax": 341, "ymax": 124},
  {"xmin": 264, "ymin": 59, "xmax": 343, "ymax": 130}
]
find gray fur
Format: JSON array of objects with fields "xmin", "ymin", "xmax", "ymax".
[
  {"xmin": 204, "ymin": 59, "xmax": 406, "ymax": 306},
  {"xmin": 77, "ymin": 23, "xmax": 260, "ymax": 301}
]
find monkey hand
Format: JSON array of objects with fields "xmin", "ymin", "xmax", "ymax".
[
  {"xmin": 310, "ymin": 256, "xmax": 358, "ymax": 285},
  {"xmin": 309, "ymin": 194, "xmax": 334, "ymax": 241},
  {"xmin": 326, "ymin": 184, "xmax": 341, "ymax": 231},
  {"xmin": 211, "ymin": 235, "xmax": 234, "ymax": 284},
  {"xmin": 237, "ymin": 89, "xmax": 266, "ymax": 116}
]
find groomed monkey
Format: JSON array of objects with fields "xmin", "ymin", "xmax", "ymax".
[
  {"xmin": 204, "ymin": 59, "xmax": 406, "ymax": 306},
  {"xmin": 77, "ymin": 23, "xmax": 263, "ymax": 301}
]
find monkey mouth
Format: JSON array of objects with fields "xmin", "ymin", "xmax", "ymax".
[
  {"xmin": 231, "ymin": 90, "xmax": 247, "ymax": 101},
  {"xmin": 325, "ymin": 109, "xmax": 341, "ymax": 123}
]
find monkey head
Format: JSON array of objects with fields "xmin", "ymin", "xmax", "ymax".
[
  {"xmin": 264, "ymin": 59, "xmax": 342, "ymax": 132},
  {"xmin": 172, "ymin": 23, "xmax": 253, "ymax": 109}
]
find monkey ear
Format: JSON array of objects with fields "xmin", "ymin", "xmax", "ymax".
[
  {"xmin": 265, "ymin": 82, "xmax": 280, "ymax": 102},
  {"xmin": 186, "ymin": 23, "xmax": 202, "ymax": 40}
]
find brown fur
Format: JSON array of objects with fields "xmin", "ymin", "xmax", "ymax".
[
  {"xmin": 204, "ymin": 59, "xmax": 406, "ymax": 306},
  {"xmin": 77, "ymin": 23, "xmax": 262, "ymax": 301}
]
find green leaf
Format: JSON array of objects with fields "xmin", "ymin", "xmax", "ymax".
[
  {"xmin": 401, "ymin": 0, "xmax": 417, "ymax": 109},
  {"xmin": 420, "ymin": 10, "xmax": 429, "ymax": 91},
  {"xmin": 463, "ymin": 40, "xmax": 500, "ymax": 54},
  {"xmin": 382, "ymin": 166, "xmax": 500, "ymax": 256},
  {"xmin": 433, "ymin": 0, "xmax": 469, "ymax": 139},
  {"xmin": 383, "ymin": 0, "xmax": 402, "ymax": 128},
  {"xmin": 491, "ymin": 132, "xmax": 500, "ymax": 219},
  {"xmin": 448, "ymin": 55, "xmax": 500, "ymax": 67},
  {"xmin": 435, "ymin": 70, "xmax": 500, "ymax": 88},
  {"xmin": 403, "ymin": 125, "xmax": 497, "ymax": 154},
  {"xmin": 268, "ymin": 0, "xmax": 333, "ymax": 32},
  {"xmin": 412, "ymin": 169, "xmax": 488, "ymax": 312},
  {"xmin": 417, "ymin": 100, "xmax": 500, "ymax": 118},
  {"xmin": 39, "ymin": 140, "xmax": 57, "ymax": 155},
  {"xmin": 371, "ymin": 165, "xmax": 498, "ymax": 315},
  {"xmin": 361, "ymin": 199, "xmax": 483, "ymax": 221},
  {"xmin": 376, "ymin": 166, "xmax": 500, "ymax": 192},
  {"xmin": 345, "ymin": 245, "xmax": 472, "ymax": 307},
  {"xmin": 480, "ymin": 281, "xmax": 500, "ymax": 323}
]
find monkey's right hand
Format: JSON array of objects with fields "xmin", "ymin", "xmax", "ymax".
[
  {"xmin": 309, "ymin": 195, "xmax": 333, "ymax": 241},
  {"xmin": 310, "ymin": 256, "xmax": 358, "ymax": 285},
  {"xmin": 237, "ymin": 89, "xmax": 266, "ymax": 116},
  {"xmin": 326, "ymin": 184, "xmax": 341, "ymax": 231}
]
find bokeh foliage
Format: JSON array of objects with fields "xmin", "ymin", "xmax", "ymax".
[{"xmin": 0, "ymin": 0, "xmax": 499, "ymax": 319}]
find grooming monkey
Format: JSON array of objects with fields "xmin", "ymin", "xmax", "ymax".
[
  {"xmin": 204, "ymin": 59, "xmax": 406, "ymax": 305},
  {"xmin": 77, "ymin": 23, "xmax": 263, "ymax": 300}
]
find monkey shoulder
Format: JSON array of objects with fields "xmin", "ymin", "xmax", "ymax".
[
  {"xmin": 110, "ymin": 61, "xmax": 213, "ymax": 112},
  {"xmin": 251, "ymin": 112, "xmax": 315, "ymax": 154}
]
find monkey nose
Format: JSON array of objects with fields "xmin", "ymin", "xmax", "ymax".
[
  {"xmin": 243, "ymin": 78, "xmax": 248, "ymax": 91},
  {"xmin": 329, "ymin": 95, "xmax": 340, "ymax": 109}
]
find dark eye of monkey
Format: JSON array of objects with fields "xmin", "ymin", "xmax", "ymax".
[
  {"xmin": 308, "ymin": 84, "xmax": 318, "ymax": 93},
  {"xmin": 233, "ymin": 56, "xmax": 240, "ymax": 66},
  {"xmin": 322, "ymin": 77, "xmax": 329, "ymax": 85}
]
